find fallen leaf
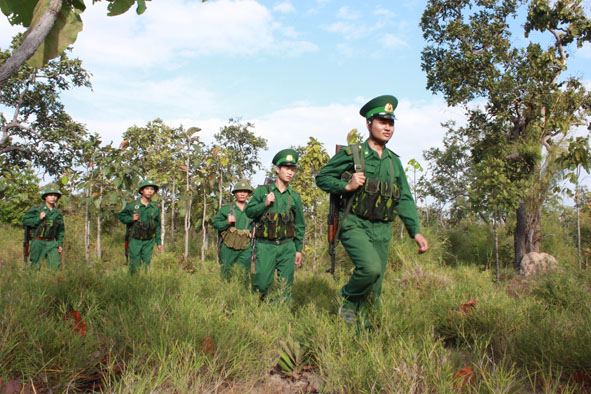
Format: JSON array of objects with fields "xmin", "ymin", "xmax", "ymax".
[
  {"xmin": 453, "ymin": 366, "xmax": 476, "ymax": 390},
  {"xmin": 198, "ymin": 336, "xmax": 216, "ymax": 356}
]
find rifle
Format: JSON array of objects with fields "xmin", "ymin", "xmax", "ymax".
[
  {"xmin": 124, "ymin": 226, "xmax": 130, "ymax": 265},
  {"xmin": 23, "ymin": 225, "xmax": 32, "ymax": 263},
  {"xmin": 327, "ymin": 145, "xmax": 345, "ymax": 275},
  {"xmin": 251, "ymin": 176, "xmax": 274, "ymax": 274}
]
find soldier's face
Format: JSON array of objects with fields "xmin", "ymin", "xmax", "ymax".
[
  {"xmin": 141, "ymin": 186, "xmax": 155, "ymax": 199},
  {"xmin": 367, "ymin": 117, "xmax": 394, "ymax": 145},
  {"xmin": 234, "ymin": 190, "xmax": 249, "ymax": 202},
  {"xmin": 44, "ymin": 194, "xmax": 59, "ymax": 205},
  {"xmin": 276, "ymin": 165, "xmax": 295, "ymax": 183}
]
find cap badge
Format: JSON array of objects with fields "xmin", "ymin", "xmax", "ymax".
[
  {"xmin": 385, "ymin": 103, "xmax": 393, "ymax": 112},
  {"xmin": 286, "ymin": 154, "xmax": 293, "ymax": 161}
]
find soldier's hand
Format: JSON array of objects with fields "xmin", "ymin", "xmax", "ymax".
[
  {"xmin": 228, "ymin": 215, "xmax": 236, "ymax": 224},
  {"xmin": 58, "ymin": 246, "xmax": 63, "ymax": 254},
  {"xmin": 265, "ymin": 192, "xmax": 275, "ymax": 207},
  {"xmin": 157, "ymin": 245, "xmax": 163, "ymax": 253},
  {"xmin": 132, "ymin": 213, "xmax": 139, "ymax": 221},
  {"xmin": 414, "ymin": 234, "xmax": 429, "ymax": 254},
  {"xmin": 295, "ymin": 252, "xmax": 302, "ymax": 267},
  {"xmin": 40, "ymin": 211, "xmax": 46, "ymax": 220},
  {"xmin": 345, "ymin": 172, "xmax": 366, "ymax": 192}
]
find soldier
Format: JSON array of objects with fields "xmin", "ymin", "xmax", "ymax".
[
  {"xmin": 316, "ymin": 95, "xmax": 428, "ymax": 327},
  {"xmin": 246, "ymin": 149, "xmax": 305, "ymax": 300},
  {"xmin": 22, "ymin": 185, "xmax": 65, "ymax": 270},
  {"xmin": 212, "ymin": 179, "xmax": 254, "ymax": 280},
  {"xmin": 118, "ymin": 180, "xmax": 163, "ymax": 274}
]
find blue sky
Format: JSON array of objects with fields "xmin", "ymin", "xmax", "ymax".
[{"xmin": 1, "ymin": 0, "xmax": 590, "ymax": 185}]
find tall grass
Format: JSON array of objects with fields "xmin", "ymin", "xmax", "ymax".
[{"xmin": 1, "ymin": 223, "xmax": 590, "ymax": 393}]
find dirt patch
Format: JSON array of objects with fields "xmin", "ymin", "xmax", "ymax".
[{"xmin": 504, "ymin": 277, "xmax": 532, "ymax": 299}]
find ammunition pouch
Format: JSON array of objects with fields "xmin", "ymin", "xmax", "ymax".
[
  {"xmin": 221, "ymin": 227, "xmax": 252, "ymax": 250},
  {"xmin": 255, "ymin": 211, "xmax": 295, "ymax": 240},
  {"xmin": 348, "ymin": 177, "xmax": 401, "ymax": 222},
  {"xmin": 33, "ymin": 217, "xmax": 62, "ymax": 239},
  {"xmin": 130, "ymin": 221, "xmax": 157, "ymax": 240}
]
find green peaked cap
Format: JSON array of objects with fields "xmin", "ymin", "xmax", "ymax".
[
  {"xmin": 232, "ymin": 179, "xmax": 253, "ymax": 193},
  {"xmin": 359, "ymin": 95, "xmax": 398, "ymax": 120},
  {"xmin": 272, "ymin": 148, "xmax": 298, "ymax": 166},
  {"xmin": 41, "ymin": 185, "xmax": 62, "ymax": 200},
  {"xmin": 138, "ymin": 179, "xmax": 159, "ymax": 194}
]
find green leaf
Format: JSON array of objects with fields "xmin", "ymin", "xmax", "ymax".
[
  {"xmin": 0, "ymin": 0, "xmax": 38, "ymax": 27},
  {"xmin": 27, "ymin": 1, "xmax": 83, "ymax": 68},
  {"xmin": 60, "ymin": 175, "xmax": 68, "ymax": 185},
  {"xmin": 135, "ymin": 0, "xmax": 146, "ymax": 14},
  {"xmin": 107, "ymin": 0, "xmax": 134, "ymax": 17}
]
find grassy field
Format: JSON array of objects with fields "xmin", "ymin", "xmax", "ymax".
[{"xmin": 1, "ymin": 223, "xmax": 590, "ymax": 393}]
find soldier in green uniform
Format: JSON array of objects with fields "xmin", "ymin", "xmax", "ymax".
[
  {"xmin": 213, "ymin": 179, "xmax": 254, "ymax": 280},
  {"xmin": 316, "ymin": 95, "xmax": 428, "ymax": 326},
  {"xmin": 246, "ymin": 149, "xmax": 305, "ymax": 300},
  {"xmin": 118, "ymin": 180, "xmax": 163, "ymax": 274},
  {"xmin": 22, "ymin": 185, "xmax": 65, "ymax": 270}
]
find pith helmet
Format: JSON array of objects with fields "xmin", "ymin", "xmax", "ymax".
[
  {"xmin": 138, "ymin": 179, "xmax": 159, "ymax": 194},
  {"xmin": 232, "ymin": 179, "xmax": 253, "ymax": 194},
  {"xmin": 272, "ymin": 148, "xmax": 298, "ymax": 167},
  {"xmin": 359, "ymin": 95, "xmax": 398, "ymax": 120},
  {"xmin": 41, "ymin": 185, "xmax": 62, "ymax": 200}
]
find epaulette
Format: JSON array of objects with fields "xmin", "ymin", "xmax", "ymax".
[
  {"xmin": 128, "ymin": 200, "xmax": 132, "ymax": 203},
  {"xmin": 34, "ymin": 204, "xmax": 38, "ymax": 208},
  {"xmin": 157, "ymin": 203, "xmax": 160, "ymax": 208},
  {"xmin": 343, "ymin": 146, "xmax": 352, "ymax": 155},
  {"xmin": 387, "ymin": 148, "xmax": 400, "ymax": 157}
]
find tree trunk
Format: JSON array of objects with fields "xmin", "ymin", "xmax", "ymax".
[
  {"xmin": 0, "ymin": 0, "xmax": 63, "ymax": 86},
  {"xmin": 160, "ymin": 197, "xmax": 166, "ymax": 250},
  {"xmin": 171, "ymin": 178, "xmax": 176, "ymax": 245},
  {"xmin": 84, "ymin": 199, "xmax": 90, "ymax": 261},
  {"xmin": 576, "ymin": 174, "xmax": 582, "ymax": 269},
  {"xmin": 494, "ymin": 211, "xmax": 499, "ymax": 282},
  {"xmin": 96, "ymin": 182, "xmax": 103, "ymax": 260},
  {"xmin": 218, "ymin": 167, "xmax": 223, "ymax": 209},
  {"xmin": 514, "ymin": 203, "xmax": 527, "ymax": 270},
  {"xmin": 201, "ymin": 188, "xmax": 208, "ymax": 262}
]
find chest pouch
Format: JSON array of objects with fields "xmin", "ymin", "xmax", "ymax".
[
  {"xmin": 34, "ymin": 216, "xmax": 62, "ymax": 239},
  {"xmin": 221, "ymin": 227, "xmax": 252, "ymax": 250},
  {"xmin": 131, "ymin": 221, "xmax": 156, "ymax": 240},
  {"xmin": 255, "ymin": 189, "xmax": 295, "ymax": 240}
]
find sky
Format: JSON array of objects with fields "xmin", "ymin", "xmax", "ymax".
[{"xmin": 1, "ymin": 0, "xmax": 590, "ymax": 185}]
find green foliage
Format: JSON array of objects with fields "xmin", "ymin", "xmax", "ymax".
[
  {"xmin": 0, "ymin": 40, "xmax": 91, "ymax": 175},
  {"xmin": 0, "ymin": 164, "xmax": 40, "ymax": 224}
]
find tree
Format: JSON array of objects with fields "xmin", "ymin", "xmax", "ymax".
[
  {"xmin": 0, "ymin": 161, "xmax": 40, "ymax": 224},
  {"xmin": 0, "ymin": 0, "xmax": 208, "ymax": 85},
  {"xmin": 421, "ymin": 0, "xmax": 591, "ymax": 268},
  {"xmin": 0, "ymin": 38, "xmax": 90, "ymax": 175},
  {"xmin": 212, "ymin": 118, "xmax": 268, "ymax": 206},
  {"xmin": 558, "ymin": 136, "xmax": 591, "ymax": 268},
  {"xmin": 290, "ymin": 137, "xmax": 329, "ymax": 268}
]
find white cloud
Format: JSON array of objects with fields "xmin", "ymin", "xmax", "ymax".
[
  {"xmin": 273, "ymin": 2, "xmax": 295, "ymax": 14},
  {"xmin": 374, "ymin": 7, "xmax": 395, "ymax": 18},
  {"xmin": 336, "ymin": 6, "xmax": 360, "ymax": 20},
  {"xmin": 381, "ymin": 33, "xmax": 408, "ymax": 49},
  {"xmin": 0, "ymin": 18, "xmax": 24, "ymax": 49},
  {"xmin": 324, "ymin": 21, "xmax": 376, "ymax": 41},
  {"xmin": 335, "ymin": 43, "xmax": 354, "ymax": 58},
  {"xmin": 70, "ymin": 0, "xmax": 316, "ymax": 68}
]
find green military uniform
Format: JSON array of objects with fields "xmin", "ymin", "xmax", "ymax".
[
  {"xmin": 246, "ymin": 150, "xmax": 305, "ymax": 299},
  {"xmin": 118, "ymin": 180, "xmax": 162, "ymax": 274},
  {"xmin": 212, "ymin": 179, "xmax": 254, "ymax": 280},
  {"xmin": 22, "ymin": 186, "xmax": 65, "ymax": 270},
  {"xmin": 315, "ymin": 95, "xmax": 421, "ymax": 325}
]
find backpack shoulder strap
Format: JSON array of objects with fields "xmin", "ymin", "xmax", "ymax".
[{"xmin": 350, "ymin": 144, "xmax": 365, "ymax": 174}]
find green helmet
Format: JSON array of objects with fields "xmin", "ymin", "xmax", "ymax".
[
  {"xmin": 359, "ymin": 95, "xmax": 398, "ymax": 120},
  {"xmin": 138, "ymin": 179, "xmax": 159, "ymax": 194},
  {"xmin": 41, "ymin": 185, "xmax": 62, "ymax": 200},
  {"xmin": 232, "ymin": 179, "xmax": 253, "ymax": 194}
]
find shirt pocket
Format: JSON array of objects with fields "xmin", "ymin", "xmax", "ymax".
[{"xmin": 363, "ymin": 162, "xmax": 377, "ymax": 177}]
